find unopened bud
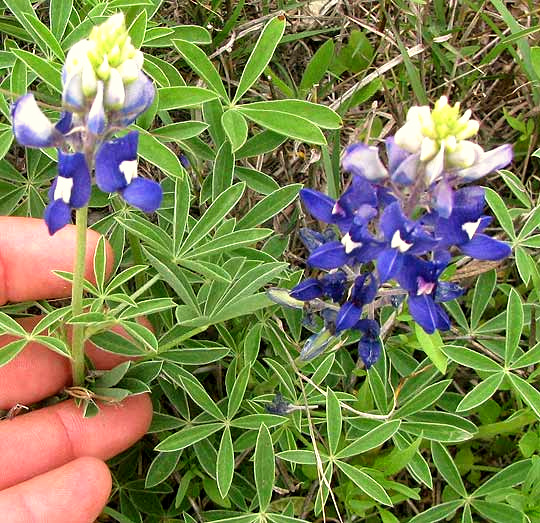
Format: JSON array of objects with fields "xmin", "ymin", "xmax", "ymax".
[
  {"xmin": 133, "ymin": 50, "xmax": 144, "ymax": 69},
  {"xmin": 81, "ymin": 59, "xmax": 97, "ymax": 97},
  {"xmin": 108, "ymin": 45, "xmax": 122, "ymax": 67},
  {"xmin": 420, "ymin": 137, "xmax": 438, "ymax": 162},
  {"xmin": 446, "ymin": 141, "xmax": 482, "ymax": 169},
  {"xmin": 117, "ymin": 59, "xmax": 139, "ymax": 83},
  {"xmin": 104, "ymin": 68, "xmax": 125, "ymax": 110},
  {"xmin": 97, "ymin": 55, "xmax": 110, "ymax": 80}
]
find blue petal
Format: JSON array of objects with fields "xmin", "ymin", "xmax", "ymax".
[
  {"xmin": 391, "ymin": 152, "xmax": 420, "ymax": 185},
  {"xmin": 290, "ymin": 278, "xmax": 323, "ymax": 301},
  {"xmin": 385, "ymin": 136, "xmax": 410, "ymax": 173},
  {"xmin": 44, "ymin": 199, "xmax": 71, "ymax": 235},
  {"xmin": 119, "ymin": 71, "xmax": 155, "ymax": 125},
  {"xmin": 407, "ymin": 225, "xmax": 438, "ymax": 255},
  {"xmin": 433, "ymin": 179, "xmax": 454, "ymax": 219},
  {"xmin": 335, "ymin": 302, "xmax": 363, "ymax": 332},
  {"xmin": 342, "ymin": 143, "xmax": 388, "ymax": 181},
  {"xmin": 377, "ymin": 248, "xmax": 403, "ymax": 283},
  {"xmin": 376, "ymin": 186, "xmax": 397, "ymax": 207},
  {"xmin": 352, "ymin": 241, "xmax": 385, "ymax": 264},
  {"xmin": 453, "ymin": 186, "xmax": 485, "ymax": 218},
  {"xmin": 11, "ymin": 94, "xmax": 63, "ymax": 148},
  {"xmin": 307, "ymin": 241, "xmax": 348, "ymax": 270},
  {"xmin": 358, "ymin": 336, "xmax": 381, "ymax": 369},
  {"xmin": 351, "ymin": 272, "xmax": 377, "ymax": 306},
  {"xmin": 62, "ymin": 72, "xmax": 85, "ymax": 110},
  {"xmin": 380, "ymin": 201, "xmax": 406, "ymax": 240},
  {"xmin": 300, "ymin": 188, "xmax": 335, "ymax": 223},
  {"xmin": 95, "ymin": 131, "xmax": 139, "ymax": 192},
  {"xmin": 121, "ymin": 177, "xmax": 163, "ymax": 213},
  {"xmin": 57, "ymin": 151, "xmax": 91, "ymax": 208},
  {"xmin": 460, "ymin": 234, "xmax": 512, "ymax": 261},
  {"xmin": 355, "ymin": 319, "xmax": 380, "ymax": 338},
  {"xmin": 408, "ymin": 294, "xmax": 440, "ymax": 334},
  {"xmin": 321, "ymin": 271, "xmax": 347, "ymax": 302},
  {"xmin": 87, "ymin": 82, "xmax": 106, "ymax": 135},
  {"xmin": 337, "ymin": 176, "xmax": 378, "ymax": 215},
  {"xmin": 396, "ymin": 255, "xmax": 436, "ymax": 294},
  {"xmin": 456, "ymin": 144, "xmax": 513, "ymax": 180},
  {"xmin": 55, "ymin": 112, "xmax": 73, "ymax": 134}
]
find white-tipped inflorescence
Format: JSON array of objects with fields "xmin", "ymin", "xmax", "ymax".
[
  {"xmin": 394, "ymin": 96, "xmax": 482, "ymax": 183},
  {"xmin": 62, "ymin": 13, "xmax": 146, "ymax": 114}
]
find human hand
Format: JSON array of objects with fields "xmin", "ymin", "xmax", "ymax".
[{"xmin": 0, "ymin": 217, "xmax": 153, "ymax": 523}]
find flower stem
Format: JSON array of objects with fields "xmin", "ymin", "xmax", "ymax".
[{"xmin": 71, "ymin": 206, "xmax": 88, "ymax": 387}]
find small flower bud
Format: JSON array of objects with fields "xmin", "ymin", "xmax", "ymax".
[
  {"xmin": 134, "ymin": 50, "xmax": 144, "ymax": 69},
  {"xmin": 88, "ymin": 81, "xmax": 106, "ymax": 134},
  {"xmin": 117, "ymin": 59, "xmax": 139, "ymax": 83},
  {"xmin": 456, "ymin": 119, "xmax": 479, "ymax": 140},
  {"xmin": 97, "ymin": 55, "xmax": 110, "ymax": 80},
  {"xmin": 62, "ymin": 72, "xmax": 85, "ymax": 109},
  {"xmin": 446, "ymin": 141, "xmax": 482, "ymax": 169},
  {"xmin": 104, "ymin": 68, "xmax": 125, "ymax": 110},
  {"xmin": 81, "ymin": 58, "xmax": 98, "ymax": 97},
  {"xmin": 420, "ymin": 137, "xmax": 438, "ymax": 161},
  {"xmin": 64, "ymin": 39, "xmax": 93, "ymax": 76},
  {"xmin": 108, "ymin": 44, "xmax": 122, "ymax": 67}
]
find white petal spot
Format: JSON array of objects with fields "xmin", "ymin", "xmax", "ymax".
[
  {"xmin": 341, "ymin": 233, "xmax": 362, "ymax": 254},
  {"xmin": 462, "ymin": 219, "xmax": 481, "ymax": 240},
  {"xmin": 119, "ymin": 160, "xmax": 138, "ymax": 184},
  {"xmin": 54, "ymin": 176, "xmax": 74, "ymax": 204},
  {"xmin": 390, "ymin": 230, "xmax": 412, "ymax": 253}
]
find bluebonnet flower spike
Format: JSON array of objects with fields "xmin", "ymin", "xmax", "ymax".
[
  {"xmin": 269, "ymin": 95, "xmax": 514, "ymax": 367},
  {"xmin": 12, "ymin": 13, "xmax": 161, "ymax": 235}
]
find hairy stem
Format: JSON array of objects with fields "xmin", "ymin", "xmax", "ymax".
[{"xmin": 71, "ymin": 206, "xmax": 88, "ymax": 386}]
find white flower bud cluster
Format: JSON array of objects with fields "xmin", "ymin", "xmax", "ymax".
[
  {"xmin": 63, "ymin": 13, "xmax": 144, "ymax": 111},
  {"xmin": 394, "ymin": 96, "xmax": 483, "ymax": 183}
]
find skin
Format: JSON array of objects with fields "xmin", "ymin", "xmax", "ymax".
[{"xmin": 0, "ymin": 217, "xmax": 153, "ymax": 523}]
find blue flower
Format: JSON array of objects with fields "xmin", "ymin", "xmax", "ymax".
[
  {"xmin": 335, "ymin": 272, "xmax": 377, "ymax": 332},
  {"xmin": 300, "ymin": 175, "xmax": 378, "ymax": 232},
  {"xmin": 44, "ymin": 151, "xmax": 91, "ymax": 234},
  {"xmin": 434, "ymin": 186, "xmax": 511, "ymax": 261},
  {"xmin": 376, "ymin": 202, "xmax": 437, "ymax": 282},
  {"xmin": 397, "ymin": 255, "xmax": 451, "ymax": 334},
  {"xmin": 95, "ymin": 131, "xmax": 162, "ymax": 213},
  {"xmin": 290, "ymin": 271, "xmax": 347, "ymax": 302},
  {"xmin": 355, "ymin": 319, "xmax": 381, "ymax": 369}
]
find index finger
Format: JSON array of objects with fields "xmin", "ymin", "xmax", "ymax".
[{"xmin": 0, "ymin": 216, "xmax": 114, "ymax": 304}]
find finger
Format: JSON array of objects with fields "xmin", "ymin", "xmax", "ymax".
[
  {"xmin": 0, "ymin": 394, "xmax": 152, "ymax": 490},
  {"xmin": 0, "ymin": 317, "xmax": 150, "ymax": 410},
  {"xmin": 0, "ymin": 216, "xmax": 114, "ymax": 305},
  {"xmin": 0, "ymin": 457, "xmax": 111, "ymax": 523}
]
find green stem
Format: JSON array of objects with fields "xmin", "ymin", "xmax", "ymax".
[
  {"xmin": 127, "ymin": 231, "xmax": 145, "ymax": 288},
  {"xmin": 71, "ymin": 206, "xmax": 88, "ymax": 386}
]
